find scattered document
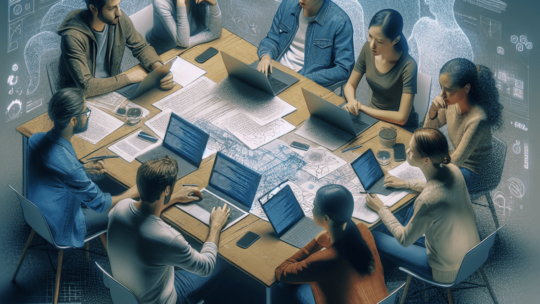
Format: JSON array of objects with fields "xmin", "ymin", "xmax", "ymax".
[
  {"xmin": 126, "ymin": 102, "xmax": 150, "ymax": 117},
  {"xmin": 108, "ymin": 130, "xmax": 163, "ymax": 162},
  {"xmin": 301, "ymin": 147, "xmax": 347, "ymax": 179},
  {"xmin": 213, "ymin": 112, "xmax": 295, "ymax": 150},
  {"xmin": 169, "ymin": 57, "xmax": 207, "ymax": 87},
  {"xmin": 211, "ymin": 77, "xmax": 296, "ymax": 126},
  {"xmin": 153, "ymin": 76, "xmax": 215, "ymax": 113},
  {"xmin": 295, "ymin": 117, "xmax": 354, "ymax": 151},
  {"xmin": 87, "ymin": 91, "xmax": 126, "ymax": 112},
  {"xmin": 75, "ymin": 104, "xmax": 124, "ymax": 145}
]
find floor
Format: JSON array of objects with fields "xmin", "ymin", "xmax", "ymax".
[{"xmin": 0, "ymin": 193, "xmax": 526, "ymax": 304}]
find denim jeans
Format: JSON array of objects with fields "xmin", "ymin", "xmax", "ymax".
[
  {"xmin": 274, "ymin": 282, "xmax": 316, "ymax": 304},
  {"xmin": 82, "ymin": 207, "xmax": 109, "ymax": 238},
  {"xmin": 372, "ymin": 201, "xmax": 425, "ymax": 247},
  {"xmin": 460, "ymin": 167, "xmax": 486, "ymax": 197}
]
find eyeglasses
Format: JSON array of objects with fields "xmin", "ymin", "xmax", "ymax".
[
  {"xmin": 74, "ymin": 108, "xmax": 92, "ymax": 119},
  {"xmin": 258, "ymin": 179, "xmax": 290, "ymax": 205}
]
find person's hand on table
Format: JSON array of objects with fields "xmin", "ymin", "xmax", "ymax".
[
  {"xmin": 84, "ymin": 160, "xmax": 107, "ymax": 175},
  {"xmin": 344, "ymin": 100, "xmax": 362, "ymax": 116},
  {"xmin": 160, "ymin": 72, "xmax": 174, "ymax": 90},
  {"xmin": 257, "ymin": 54, "xmax": 273, "ymax": 77},
  {"xmin": 196, "ymin": 0, "xmax": 217, "ymax": 5},
  {"xmin": 170, "ymin": 186, "xmax": 203, "ymax": 204},
  {"xmin": 210, "ymin": 205, "xmax": 230, "ymax": 230},
  {"xmin": 366, "ymin": 193, "xmax": 384, "ymax": 213},
  {"xmin": 383, "ymin": 173, "xmax": 408, "ymax": 189},
  {"xmin": 127, "ymin": 69, "xmax": 146, "ymax": 84}
]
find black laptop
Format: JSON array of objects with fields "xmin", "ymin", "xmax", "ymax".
[{"xmin": 350, "ymin": 149, "xmax": 394, "ymax": 196}]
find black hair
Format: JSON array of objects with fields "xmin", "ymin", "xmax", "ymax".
[
  {"xmin": 369, "ymin": 9, "xmax": 409, "ymax": 54},
  {"xmin": 48, "ymin": 87, "xmax": 86, "ymax": 131},
  {"xmin": 414, "ymin": 128, "xmax": 451, "ymax": 167},
  {"xmin": 85, "ymin": 0, "xmax": 109, "ymax": 12},
  {"xmin": 190, "ymin": 0, "xmax": 207, "ymax": 33},
  {"xmin": 136, "ymin": 156, "xmax": 179, "ymax": 203},
  {"xmin": 440, "ymin": 58, "xmax": 503, "ymax": 131},
  {"xmin": 315, "ymin": 185, "xmax": 375, "ymax": 276}
]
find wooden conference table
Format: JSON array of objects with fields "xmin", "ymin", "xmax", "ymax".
[{"xmin": 17, "ymin": 29, "xmax": 417, "ymax": 301}]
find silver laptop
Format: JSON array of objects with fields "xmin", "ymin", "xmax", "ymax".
[
  {"xmin": 116, "ymin": 58, "xmax": 176, "ymax": 100},
  {"xmin": 221, "ymin": 51, "xmax": 298, "ymax": 96},
  {"xmin": 260, "ymin": 183, "xmax": 323, "ymax": 249},
  {"xmin": 295, "ymin": 88, "xmax": 378, "ymax": 151}
]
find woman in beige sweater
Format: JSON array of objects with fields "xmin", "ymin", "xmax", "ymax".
[{"xmin": 366, "ymin": 128, "xmax": 480, "ymax": 283}]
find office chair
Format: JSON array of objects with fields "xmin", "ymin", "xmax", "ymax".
[
  {"xmin": 414, "ymin": 72, "xmax": 432, "ymax": 127},
  {"xmin": 398, "ymin": 225, "xmax": 504, "ymax": 304},
  {"xmin": 9, "ymin": 185, "xmax": 107, "ymax": 304},
  {"xmin": 377, "ymin": 282, "xmax": 407, "ymax": 304},
  {"xmin": 96, "ymin": 262, "xmax": 141, "ymax": 304}
]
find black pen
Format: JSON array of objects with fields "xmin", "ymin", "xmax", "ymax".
[
  {"xmin": 182, "ymin": 184, "xmax": 198, "ymax": 187},
  {"xmin": 341, "ymin": 145, "xmax": 362, "ymax": 153},
  {"xmin": 83, "ymin": 155, "xmax": 120, "ymax": 163}
]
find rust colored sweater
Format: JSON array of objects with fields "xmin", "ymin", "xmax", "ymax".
[{"xmin": 275, "ymin": 223, "xmax": 389, "ymax": 304}]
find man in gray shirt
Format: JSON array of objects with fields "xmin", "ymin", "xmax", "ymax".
[{"xmin": 107, "ymin": 156, "xmax": 230, "ymax": 304}]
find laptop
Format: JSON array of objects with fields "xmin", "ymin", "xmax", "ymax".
[
  {"xmin": 177, "ymin": 152, "xmax": 262, "ymax": 231},
  {"xmin": 295, "ymin": 88, "xmax": 378, "ymax": 151},
  {"xmin": 350, "ymin": 149, "xmax": 394, "ymax": 196},
  {"xmin": 136, "ymin": 112, "xmax": 209, "ymax": 180},
  {"xmin": 259, "ymin": 183, "xmax": 323, "ymax": 248},
  {"xmin": 221, "ymin": 51, "xmax": 299, "ymax": 96},
  {"xmin": 116, "ymin": 58, "xmax": 176, "ymax": 100}
]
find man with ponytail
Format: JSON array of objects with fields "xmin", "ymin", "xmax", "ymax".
[
  {"xmin": 344, "ymin": 9, "xmax": 419, "ymax": 132},
  {"xmin": 275, "ymin": 185, "xmax": 389, "ymax": 304},
  {"xmin": 366, "ymin": 128, "xmax": 480, "ymax": 283}
]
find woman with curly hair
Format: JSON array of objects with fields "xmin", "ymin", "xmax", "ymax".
[{"xmin": 384, "ymin": 58, "xmax": 503, "ymax": 197}]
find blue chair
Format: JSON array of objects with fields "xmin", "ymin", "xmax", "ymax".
[
  {"xmin": 377, "ymin": 282, "xmax": 407, "ymax": 304},
  {"xmin": 9, "ymin": 185, "xmax": 107, "ymax": 304},
  {"xmin": 95, "ymin": 262, "xmax": 141, "ymax": 304},
  {"xmin": 398, "ymin": 225, "xmax": 504, "ymax": 304}
]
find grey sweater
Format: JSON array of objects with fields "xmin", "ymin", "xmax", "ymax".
[
  {"xmin": 378, "ymin": 164, "xmax": 480, "ymax": 283},
  {"xmin": 147, "ymin": 0, "xmax": 222, "ymax": 54}
]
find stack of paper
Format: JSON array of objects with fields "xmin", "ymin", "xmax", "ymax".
[
  {"xmin": 108, "ymin": 131, "xmax": 163, "ymax": 163},
  {"xmin": 87, "ymin": 92, "xmax": 126, "ymax": 112},
  {"xmin": 75, "ymin": 104, "xmax": 124, "ymax": 145},
  {"xmin": 169, "ymin": 57, "xmax": 207, "ymax": 87}
]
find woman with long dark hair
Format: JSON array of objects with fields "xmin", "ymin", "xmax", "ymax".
[
  {"xmin": 366, "ymin": 128, "xmax": 480, "ymax": 284},
  {"xmin": 344, "ymin": 9, "xmax": 419, "ymax": 132},
  {"xmin": 146, "ymin": 0, "xmax": 222, "ymax": 55},
  {"xmin": 275, "ymin": 185, "xmax": 389, "ymax": 304}
]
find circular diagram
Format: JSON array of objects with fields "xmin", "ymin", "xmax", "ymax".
[
  {"xmin": 13, "ymin": 4, "xmax": 23, "ymax": 15},
  {"xmin": 507, "ymin": 177, "xmax": 525, "ymax": 199},
  {"xmin": 512, "ymin": 140, "xmax": 521, "ymax": 154},
  {"xmin": 526, "ymin": 42, "xmax": 533, "ymax": 50},
  {"xmin": 6, "ymin": 99, "xmax": 22, "ymax": 120},
  {"xmin": 520, "ymin": 35, "xmax": 527, "ymax": 44},
  {"xmin": 12, "ymin": 64, "xmax": 18, "ymax": 72},
  {"xmin": 7, "ymin": 75, "xmax": 18, "ymax": 86},
  {"xmin": 511, "ymin": 35, "xmax": 518, "ymax": 43},
  {"xmin": 516, "ymin": 43, "xmax": 524, "ymax": 52}
]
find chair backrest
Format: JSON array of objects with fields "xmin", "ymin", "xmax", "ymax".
[
  {"xmin": 332, "ymin": 0, "xmax": 366, "ymax": 60},
  {"xmin": 415, "ymin": 72, "xmax": 432, "ymax": 126},
  {"xmin": 130, "ymin": 4, "xmax": 154, "ymax": 37},
  {"xmin": 9, "ymin": 185, "xmax": 60, "ymax": 248},
  {"xmin": 486, "ymin": 135, "xmax": 507, "ymax": 188},
  {"xmin": 453, "ymin": 225, "xmax": 505, "ymax": 285},
  {"xmin": 95, "ymin": 262, "xmax": 141, "ymax": 304},
  {"xmin": 377, "ymin": 282, "xmax": 407, "ymax": 304}
]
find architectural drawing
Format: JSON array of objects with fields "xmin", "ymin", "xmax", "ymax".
[
  {"xmin": 507, "ymin": 177, "xmax": 525, "ymax": 199},
  {"xmin": 408, "ymin": 0, "xmax": 474, "ymax": 101},
  {"xmin": 8, "ymin": 19, "xmax": 23, "ymax": 53},
  {"xmin": 302, "ymin": 147, "xmax": 347, "ymax": 179},
  {"xmin": 6, "ymin": 99, "xmax": 23, "ymax": 122},
  {"xmin": 26, "ymin": 98, "xmax": 42, "ymax": 113},
  {"xmin": 461, "ymin": 0, "xmax": 507, "ymax": 13}
]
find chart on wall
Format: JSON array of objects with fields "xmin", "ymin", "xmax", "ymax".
[{"xmin": 4, "ymin": 0, "xmax": 152, "ymax": 124}]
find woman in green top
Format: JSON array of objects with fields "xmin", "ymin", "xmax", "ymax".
[{"xmin": 344, "ymin": 9, "xmax": 419, "ymax": 132}]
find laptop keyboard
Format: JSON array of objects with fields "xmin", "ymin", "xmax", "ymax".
[
  {"xmin": 268, "ymin": 75, "xmax": 288, "ymax": 93},
  {"xmin": 281, "ymin": 217, "xmax": 322, "ymax": 248},
  {"xmin": 352, "ymin": 118, "xmax": 370, "ymax": 135}
]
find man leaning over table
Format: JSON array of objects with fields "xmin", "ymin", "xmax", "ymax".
[
  {"xmin": 27, "ymin": 87, "xmax": 140, "ymax": 249},
  {"xmin": 107, "ymin": 155, "xmax": 231, "ymax": 304},
  {"xmin": 57, "ymin": 0, "xmax": 174, "ymax": 97},
  {"xmin": 257, "ymin": 0, "xmax": 355, "ymax": 88}
]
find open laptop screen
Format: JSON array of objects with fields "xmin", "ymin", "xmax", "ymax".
[
  {"xmin": 209, "ymin": 152, "xmax": 262, "ymax": 209},
  {"xmin": 351, "ymin": 149, "xmax": 384, "ymax": 191},
  {"xmin": 163, "ymin": 113, "xmax": 209, "ymax": 167},
  {"xmin": 262, "ymin": 185, "xmax": 305, "ymax": 238}
]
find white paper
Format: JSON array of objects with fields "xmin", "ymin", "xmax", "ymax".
[
  {"xmin": 87, "ymin": 92, "xmax": 126, "ymax": 112},
  {"xmin": 126, "ymin": 102, "xmax": 150, "ymax": 117},
  {"xmin": 213, "ymin": 112, "xmax": 295, "ymax": 149},
  {"xmin": 75, "ymin": 104, "xmax": 124, "ymax": 145},
  {"xmin": 153, "ymin": 76, "xmax": 216, "ymax": 114},
  {"xmin": 170, "ymin": 57, "xmax": 207, "ymax": 87},
  {"xmin": 108, "ymin": 131, "xmax": 163, "ymax": 162},
  {"xmin": 301, "ymin": 147, "xmax": 348, "ymax": 179},
  {"xmin": 211, "ymin": 77, "xmax": 296, "ymax": 125}
]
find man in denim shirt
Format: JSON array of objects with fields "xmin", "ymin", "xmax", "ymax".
[
  {"xmin": 28, "ymin": 88, "xmax": 139, "ymax": 248},
  {"xmin": 257, "ymin": 0, "xmax": 355, "ymax": 88}
]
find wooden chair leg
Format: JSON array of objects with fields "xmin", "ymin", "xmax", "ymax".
[
  {"xmin": 447, "ymin": 288, "xmax": 454, "ymax": 304},
  {"xmin": 99, "ymin": 234, "xmax": 108, "ymax": 253},
  {"xmin": 400, "ymin": 275, "xmax": 412, "ymax": 304},
  {"xmin": 12, "ymin": 229, "xmax": 36, "ymax": 281},
  {"xmin": 84, "ymin": 242, "xmax": 90, "ymax": 266},
  {"xmin": 485, "ymin": 194, "xmax": 500, "ymax": 228},
  {"xmin": 54, "ymin": 250, "xmax": 64, "ymax": 304}
]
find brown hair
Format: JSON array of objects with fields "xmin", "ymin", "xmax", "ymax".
[
  {"xmin": 413, "ymin": 128, "xmax": 451, "ymax": 167},
  {"xmin": 136, "ymin": 156, "xmax": 178, "ymax": 203}
]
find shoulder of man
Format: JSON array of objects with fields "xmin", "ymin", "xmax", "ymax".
[{"xmin": 327, "ymin": 1, "xmax": 352, "ymax": 25}]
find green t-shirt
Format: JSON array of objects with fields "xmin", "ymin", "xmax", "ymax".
[{"xmin": 354, "ymin": 42, "xmax": 418, "ymax": 111}]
